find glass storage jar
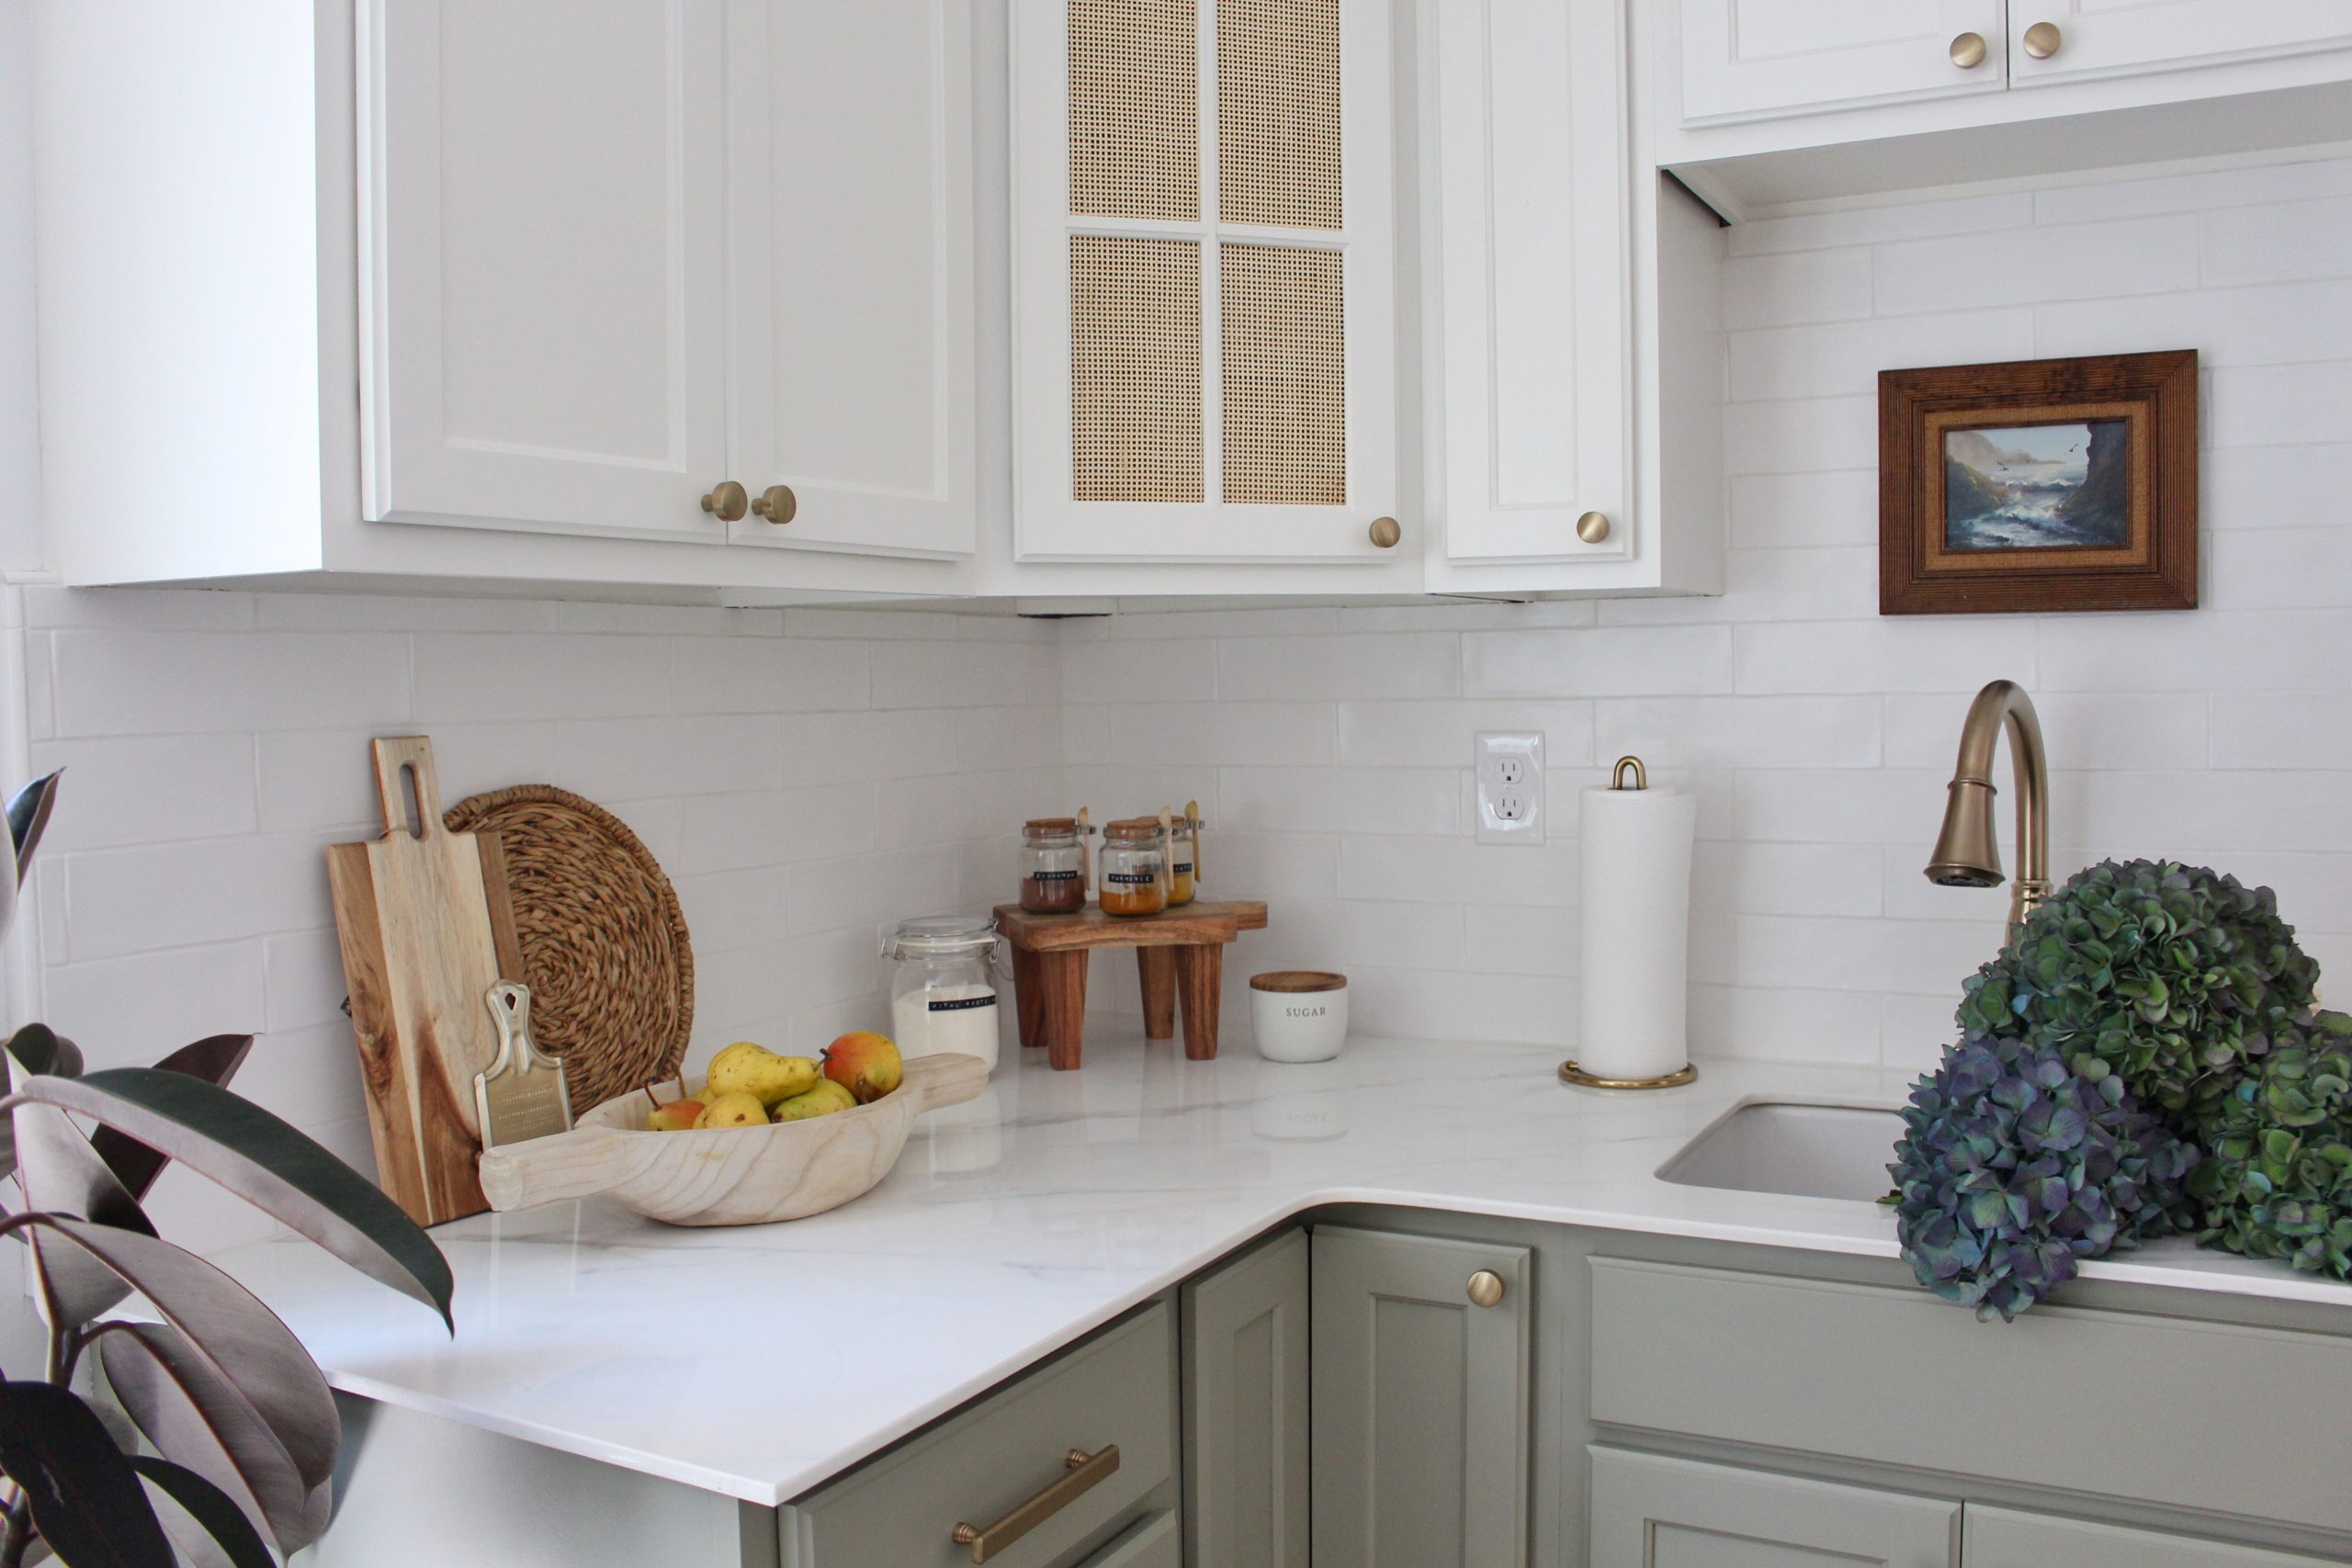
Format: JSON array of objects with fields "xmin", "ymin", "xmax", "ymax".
[
  {"xmin": 885, "ymin": 914, "xmax": 1001, "ymax": 1071},
  {"xmin": 1166, "ymin": 808, "xmax": 1200, "ymax": 907},
  {"xmin": 1097, "ymin": 818, "xmax": 1168, "ymax": 916},
  {"xmin": 1017, "ymin": 818, "xmax": 1087, "ymax": 913}
]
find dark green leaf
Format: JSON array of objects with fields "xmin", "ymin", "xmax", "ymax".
[
  {"xmin": 0, "ymin": 1377, "xmax": 175, "ymax": 1568},
  {"xmin": 9, "ymin": 1100, "xmax": 154, "ymax": 1330},
  {"xmin": 30, "ymin": 1216, "xmax": 340, "ymax": 1495},
  {"xmin": 98, "ymin": 1321, "xmax": 319, "ymax": 1552},
  {"xmin": 0, "ymin": 1025, "xmax": 81, "ymax": 1180},
  {"xmin": 6, "ymin": 770, "xmax": 62, "ymax": 885},
  {"xmin": 128, "ymin": 1455, "xmax": 277, "ymax": 1568},
  {"xmin": 89, "ymin": 1034, "xmax": 256, "ymax": 1201},
  {"xmin": 22, "ymin": 1068, "xmax": 452, "ymax": 1326}
]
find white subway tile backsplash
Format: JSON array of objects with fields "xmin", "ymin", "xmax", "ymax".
[
  {"xmin": 51, "ymin": 631, "xmax": 410, "ymax": 737},
  {"xmin": 1217, "ymin": 632, "xmax": 1459, "ymax": 702},
  {"xmin": 2199, "ymin": 195, "xmax": 2352, "ymax": 287},
  {"xmin": 19, "ymin": 151, "xmax": 2352, "ymax": 1197},
  {"xmin": 1719, "ymin": 247, "xmax": 1873, "ymax": 329},
  {"xmin": 1875, "ymin": 214, "xmax": 2197, "ymax": 313},
  {"xmin": 1463, "ymin": 626, "xmax": 1735, "ymax": 698}
]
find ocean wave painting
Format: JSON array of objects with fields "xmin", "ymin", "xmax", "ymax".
[{"xmin": 1943, "ymin": 419, "xmax": 2130, "ymax": 551}]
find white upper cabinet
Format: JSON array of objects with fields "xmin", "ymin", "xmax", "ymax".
[
  {"xmin": 724, "ymin": 0, "xmax": 977, "ymax": 558},
  {"xmin": 1430, "ymin": 0, "xmax": 1630, "ymax": 568},
  {"xmin": 359, "ymin": 0, "xmax": 732, "ymax": 543},
  {"xmin": 1010, "ymin": 0, "xmax": 1399, "ymax": 564},
  {"xmin": 2006, "ymin": 1, "xmax": 2352, "ymax": 88},
  {"xmin": 1679, "ymin": 0, "xmax": 2009, "ymax": 125}
]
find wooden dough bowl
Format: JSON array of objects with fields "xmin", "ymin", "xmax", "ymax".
[{"xmin": 476, "ymin": 1052, "xmax": 990, "ymax": 1226}]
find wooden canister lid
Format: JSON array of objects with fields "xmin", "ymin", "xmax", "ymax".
[
  {"xmin": 1250, "ymin": 970, "xmax": 1348, "ymax": 993},
  {"xmin": 1024, "ymin": 817, "xmax": 1079, "ymax": 835},
  {"xmin": 1103, "ymin": 817, "xmax": 1163, "ymax": 841}
]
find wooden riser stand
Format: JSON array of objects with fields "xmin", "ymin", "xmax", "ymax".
[{"xmin": 995, "ymin": 900, "xmax": 1269, "ymax": 1070}]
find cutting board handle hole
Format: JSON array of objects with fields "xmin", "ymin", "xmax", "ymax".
[{"xmin": 398, "ymin": 763, "xmax": 426, "ymax": 840}]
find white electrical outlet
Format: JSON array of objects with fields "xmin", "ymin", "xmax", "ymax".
[{"xmin": 1475, "ymin": 731, "xmax": 1544, "ymax": 845}]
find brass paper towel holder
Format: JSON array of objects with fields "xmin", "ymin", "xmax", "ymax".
[{"xmin": 1558, "ymin": 755, "xmax": 1700, "ymax": 1091}]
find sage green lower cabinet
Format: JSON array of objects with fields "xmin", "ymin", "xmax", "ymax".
[
  {"xmin": 1587, "ymin": 1450, "xmax": 1958, "ymax": 1568},
  {"xmin": 1309, "ymin": 1225, "xmax": 1532, "ymax": 1568},
  {"xmin": 1181, "ymin": 1229, "xmax": 1309, "ymax": 1568},
  {"xmin": 1082, "ymin": 1510, "xmax": 1182, "ymax": 1567},
  {"xmin": 1964, "ymin": 1506, "xmax": 2348, "ymax": 1567},
  {"xmin": 778, "ymin": 1301, "xmax": 1179, "ymax": 1568}
]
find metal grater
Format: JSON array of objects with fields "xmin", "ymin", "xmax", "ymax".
[{"xmin": 472, "ymin": 981, "xmax": 572, "ymax": 1150}]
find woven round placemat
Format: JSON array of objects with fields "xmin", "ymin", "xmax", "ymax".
[{"xmin": 444, "ymin": 785, "xmax": 693, "ymax": 1117}]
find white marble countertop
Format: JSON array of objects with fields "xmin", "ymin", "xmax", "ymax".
[{"xmin": 205, "ymin": 1034, "xmax": 2352, "ymax": 1506}]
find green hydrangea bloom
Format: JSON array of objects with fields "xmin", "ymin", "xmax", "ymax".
[
  {"xmin": 2189, "ymin": 1010, "xmax": 2352, "ymax": 1280},
  {"xmin": 1955, "ymin": 859, "xmax": 2319, "ymax": 1122}
]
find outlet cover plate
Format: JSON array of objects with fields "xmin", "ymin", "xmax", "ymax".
[{"xmin": 1476, "ymin": 731, "xmax": 1545, "ymax": 845}]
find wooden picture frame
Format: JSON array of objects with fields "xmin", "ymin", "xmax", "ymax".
[{"xmin": 1879, "ymin": 350, "xmax": 2197, "ymax": 615}]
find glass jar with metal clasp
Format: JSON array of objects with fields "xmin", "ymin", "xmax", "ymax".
[{"xmin": 1097, "ymin": 818, "xmax": 1168, "ymax": 917}]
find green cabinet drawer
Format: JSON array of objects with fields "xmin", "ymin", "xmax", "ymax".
[
  {"xmin": 780, "ymin": 1302, "xmax": 1179, "ymax": 1568},
  {"xmin": 1589, "ymin": 1258, "xmax": 2352, "ymax": 1534}
]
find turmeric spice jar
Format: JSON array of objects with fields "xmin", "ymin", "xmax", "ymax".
[
  {"xmin": 1097, "ymin": 818, "xmax": 1168, "ymax": 916},
  {"xmin": 1166, "ymin": 809, "xmax": 1199, "ymax": 906}
]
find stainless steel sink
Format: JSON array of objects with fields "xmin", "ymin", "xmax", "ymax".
[{"xmin": 1657, "ymin": 1101, "xmax": 1904, "ymax": 1203}]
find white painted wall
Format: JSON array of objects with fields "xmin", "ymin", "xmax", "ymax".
[
  {"xmin": 0, "ymin": 0, "xmax": 37, "ymax": 574},
  {"xmin": 1065, "ymin": 152, "xmax": 2352, "ymax": 1072}
]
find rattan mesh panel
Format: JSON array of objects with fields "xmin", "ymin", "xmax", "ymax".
[
  {"xmin": 1072, "ymin": 235, "xmax": 1204, "ymax": 502},
  {"xmin": 1069, "ymin": 0, "xmax": 1200, "ymax": 221},
  {"xmin": 1221, "ymin": 243, "xmax": 1344, "ymax": 505},
  {"xmin": 1217, "ymin": 0, "xmax": 1341, "ymax": 230}
]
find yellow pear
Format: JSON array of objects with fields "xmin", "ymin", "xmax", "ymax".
[
  {"xmin": 770, "ymin": 1078, "xmax": 856, "ymax": 1122},
  {"xmin": 705, "ymin": 1043, "xmax": 821, "ymax": 1108},
  {"xmin": 692, "ymin": 1091, "xmax": 769, "ymax": 1129}
]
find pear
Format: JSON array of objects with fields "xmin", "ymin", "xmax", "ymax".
[
  {"xmin": 706, "ymin": 1042, "xmax": 821, "ymax": 1108},
  {"xmin": 646, "ymin": 1097, "xmax": 703, "ymax": 1132},
  {"xmin": 771, "ymin": 1078, "xmax": 856, "ymax": 1122},
  {"xmin": 693, "ymin": 1091, "xmax": 769, "ymax": 1129}
]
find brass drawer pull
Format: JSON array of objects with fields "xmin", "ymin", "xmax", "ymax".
[{"xmin": 951, "ymin": 1444, "xmax": 1121, "ymax": 1563}]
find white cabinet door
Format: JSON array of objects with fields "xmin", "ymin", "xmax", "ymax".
[
  {"xmin": 1679, "ymin": 0, "xmax": 2009, "ymax": 124},
  {"xmin": 1965, "ymin": 1506, "xmax": 2346, "ymax": 1568},
  {"xmin": 359, "ymin": 0, "xmax": 730, "ymax": 542},
  {"xmin": 2006, "ymin": 0, "xmax": 2352, "ymax": 88},
  {"xmin": 1431, "ymin": 0, "xmax": 1630, "ymax": 567},
  {"xmin": 1011, "ymin": 0, "xmax": 1399, "ymax": 564},
  {"xmin": 725, "ymin": 0, "xmax": 978, "ymax": 558},
  {"xmin": 1589, "ymin": 1450, "xmax": 1959, "ymax": 1568}
]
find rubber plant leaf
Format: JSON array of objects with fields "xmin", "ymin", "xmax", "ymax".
[
  {"xmin": 0, "ymin": 1023, "xmax": 83, "ymax": 1181},
  {"xmin": 0, "ymin": 1376, "xmax": 176, "ymax": 1568},
  {"xmin": 6, "ymin": 769, "xmax": 61, "ymax": 885},
  {"xmin": 97, "ymin": 1321, "xmax": 321, "ymax": 1554},
  {"xmin": 127, "ymin": 1454, "xmax": 277, "ymax": 1568},
  {"xmin": 19, "ymin": 1067, "xmax": 454, "ymax": 1326},
  {"xmin": 89, "ymin": 1033, "xmax": 256, "ymax": 1201},
  {"xmin": 27, "ymin": 1215, "xmax": 340, "ymax": 1497},
  {"xmin": 9, "ymin": 1100, "xmax": 155, "ymax": 1330}
]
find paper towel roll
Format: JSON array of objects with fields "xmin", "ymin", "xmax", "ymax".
[{"xmin": 1577, "ymin": 783, "xmax": 1698, "ymax": 1080}]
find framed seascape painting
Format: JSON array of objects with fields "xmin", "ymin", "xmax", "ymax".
[{"xmin": 1879, "ymin": 350, "xmax": 2198, "ymax": 615}]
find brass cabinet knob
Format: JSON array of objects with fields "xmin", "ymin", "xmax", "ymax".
[
  {"xmin": 1949, "ymin": 30, "xmax": 1986, "ymax": 68},
  {"xmin": 2022, "ymin": 20, "xmax": 2062, "ymax": 58},
  {"xmin": 1368, "ymin": 515, "xmax": 1402, "ymax": 549},
  {"xmin": 1576, "ymin": 511, "xmax": 1611, "ymax": 545},
  {"xmin": 752, "ymin": 484, "xmax": 797, "ymax": 525},
  {"xmin": 699, "ymin": 480, "xmax": 749, "ymax": 523},
  {"xmin": 1466, "ymin": 1269, "xmax": 1505, "ymax": 1309}
]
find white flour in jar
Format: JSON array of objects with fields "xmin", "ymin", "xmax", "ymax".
[{"xmin": 892, "ymin": 983, "xmax": 1001, "ymax": 1070}]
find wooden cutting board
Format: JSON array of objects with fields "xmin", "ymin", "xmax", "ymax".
[{"xmin": 328, "ymin": 737, "xmax": 519, "ymax": 1226}]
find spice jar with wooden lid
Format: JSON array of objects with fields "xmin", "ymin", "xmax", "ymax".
[
  {"xmin": 1098, "ymin": 818, "xmax": 1168, "ymax": 916},
  {"xmin": 1165, "ymin": 803, "xmax": 1202, "ymax": 907},
  {"xmin": 1018, "ymin": 818, "xmax": 1087, "ymax": 913}
]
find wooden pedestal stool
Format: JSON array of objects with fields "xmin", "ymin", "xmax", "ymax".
[{"xmin": 993, "ymin": 900, "xmax": 1269, "ymax": 1070}]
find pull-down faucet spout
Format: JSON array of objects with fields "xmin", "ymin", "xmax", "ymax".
[{"xmin": 1925, "ymin": 679, "xmax": 2049, "ymax": 934}]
